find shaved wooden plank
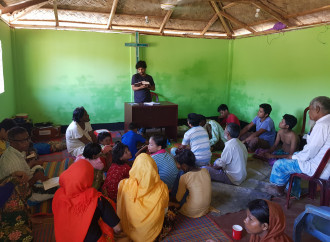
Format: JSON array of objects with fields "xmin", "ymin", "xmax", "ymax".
[
  {"xmin": 201, "ymin": 13, "xmax": 218, "ymax": 35},
  {"xmin": 11, "ymin": 22, "xmax": 229, "ymax": 39},
  {"xmin": 159, "ymin": 10, "xmax": 173, "ymax": 33},
  {"xmin": 10, "ymin": 1, "xmax": 48, "ymax": 23},
  {"xmin": 106, "ymin": 0, "xmax": 119, "ymax": 30},
  {"xmin": 0, "ymin": 0, "xmax": 47, "ymax": 15}
]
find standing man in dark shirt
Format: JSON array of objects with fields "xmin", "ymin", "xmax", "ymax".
[{"xmin": 131, "ymin": 61, "xmax": 155, "ymax": 103}]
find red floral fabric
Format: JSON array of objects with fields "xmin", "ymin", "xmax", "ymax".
[{"xmin": 102, "ymin": 163, "xmax": 131, "ymax": 201}]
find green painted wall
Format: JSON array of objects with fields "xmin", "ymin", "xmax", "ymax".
[
  {"xmin": 12, "ymin": 29, "xmax": 229, "ymax": 125},
  {"xmin": 0, "ymin": 21, "xmax": 16, "ymax": 119},
  {"xmin": 5, "ymin": 24, "xmax": 329, "ymax": 128},
  {"xmin": 228, "ymin": 26, "xmax": 330, "ymax": 132},
  {"xmin": 141, "ymin": 35, "xmax": 229, "ymax": 119},
  {"xmin": 12, "ymin": 29, "xmax": 131, "ymax": 125}
]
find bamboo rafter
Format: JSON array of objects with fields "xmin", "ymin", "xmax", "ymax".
[
  {"xmin": 0, "ymin": 0, "xmax": 47, "ymax": 15},
  {"xmin": 252, "ymin": 0, "xmax": 293, "ymax": 27},
  {"xmin": 159, "ymin": 10, "xmax": 173, "ymax": 33},
  {"xmin": 107, "ymin": 0, "xmax": 119, "ymax": 29},
  {"xmin": 10, "ymin": 1, "xmax": 48, "ymax": 23},
  {"xmin": 210, "ymin": 1, "xmax": 256, "ymax": 33},
  {"xmin": 201, "ymin": 13, "xmax": 218, "ymax": 35}
]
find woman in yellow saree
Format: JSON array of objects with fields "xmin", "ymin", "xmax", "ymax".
[{"xmin": 117, "ymin": 153, "xmax": 169, "ymax": 242}]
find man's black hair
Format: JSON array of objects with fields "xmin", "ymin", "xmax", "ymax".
[
  {"xmin": 136, "ymin": 61, "xmax": 147, "ymax": 69},
  {"xmin": 174, "ymin": 149, "xmax": 196, "ymax": 167},
  {"xmin": 72, "ymin": 106, "xmax": 86, "ymax": 122},
  {"xmin": 83, "ymin": 143, "xmax": 102, "ymax": 159},
  {"xmin": 8, "ymin": 127, "xmax": 28, "ymax": 141},
  {"xmin": 217, "ymin": 104, "xmax": 229, "ymax": 112},
  {"xmin": 283, "ymin": 114, "xmax": 297, "ymax": 130},
  {"xmin": 187, "ymin": 113, "xmax": 201, "ymax": 127},
  {"xmin": 151, "ymin": 134, "xmax": 168, "ymax": 149},
  {"xmin": 259, "ymin": 103, "xmax": 272, "ymax": 115},
  {"xmin": 112, "ymin": 142, "xmax": 129, "ymax": 165},
  {"xmin": 247, "ymin": 199, "xmax": 269, "ymax": 225},
  {"xmin": 0, "ymin": 119, "xmax": 17, "ymax": 131}
]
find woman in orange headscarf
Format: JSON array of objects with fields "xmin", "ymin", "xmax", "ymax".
[
  {"xmin": 117, "ymin": 153, "xmax": 169, "ymax": 242},
  {"xmin": 52, "ymin": 159, "xmax": 122, "ymax": 242},
  {"xmin": 244, "ymin": 199, "xmax": 293, "ymax": 242}
]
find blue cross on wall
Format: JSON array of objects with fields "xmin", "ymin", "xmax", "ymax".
[{"xmin": 125, "ymin": 32, "xmax": 148, "ymax": 64}]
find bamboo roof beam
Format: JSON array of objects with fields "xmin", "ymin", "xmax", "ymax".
[
  {"xmin": 9, "ymin": 1, "xmax": 48, "ymax": 23},
  {"xmin": 223, "ymin": 2, "xmax": 241, "ymax": 9},
  {"xmin": 53, "ymin": 0, "xmax": 58, "ymax": 27},
  {"xmin": 201, "ymin": 13, "xmax": 218, "ymax": 35},
  {"xmin": 210, "ymin": 1, "xmax": 232, "ymax": 36},
  {"xmin": 218, "ymin": 1, "xmax": 234, "ymax": 35},
  {"xmin": 263, "ymin": 1, "xmax": 302, "ymax": 25},
  {"xmin": 252, "ymin": 0, "xmax": 293, "ymax": 27},
  {"xmin": 210, "ymin": 1, "xmax": 256, "ymax": 33},
  {"xmin": 0, "ymin": 0, "xmax": 47, "ymax": 15},
  {"xmin": 159, "ymin": 9, "xmax": 173, "ymax": 33},
  {"xmin": 106, "ymin": 0, "xmax": 119, "ymax": 30}
]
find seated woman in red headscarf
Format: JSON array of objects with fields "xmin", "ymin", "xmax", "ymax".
[
  {"xmin": 52, "ymin": 159, "xmax": 123, "ymax": 242},
  {"xmin": 244, "ymin": 199, "xmax": 292, "ymax": 242}
]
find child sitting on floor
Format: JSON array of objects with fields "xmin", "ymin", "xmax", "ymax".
[
  {"xmin": 170, "ymin": 149, "xmax": 211, "ymax": 218},
  {"xmin": 121, "ymin": 122, "xmax": 146, "ymax": 160},
  {"xmin": 199, "ymin": 115, "xmax": 226, "ymax": 151},
  {"xmin": 75, "ymin": 143, "xmax": 105, "ymax": 171},
  {"xmin": 171, "ymin": 113, "xmax": 211, "ymax": 166},
  {"xmin": 254, "ymin": 114, "xmax": 298, "ymax": 166},
  {"xmin": 217, "ymin": 104, "xmax": 240, "ymax": 128},
  {"xmin": 244, "ymin": 199, "xmax": 292, "ymax": 242},
  {"xmin": 75, "ymin": 142, "xmax": 106, "ymax": 189},
  {"xmin": 102, "ymin": 142, "xmax": 131, "ymax": 201},
  {"xmin": 98, "ymin": 131, "xmax": 113, "ymax": 151},
  {"xmin": 97, "ymin": 131, "xmax": 113, "ymax": 168},
  {"xmin": 148, "ymin": 134, "xmax": 178, "ymax": 190},
  {"xmin": 239, "ymin": 103, "xmax": 276, "ymax": 152}
]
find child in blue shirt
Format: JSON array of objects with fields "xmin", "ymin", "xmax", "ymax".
[
  {"xmin": 239, "ymin": 103, "xmax": 276, "ymax": 152},
  {"xmin": 121, "ymin": 123, "xmax": 146, "ymax": 160}
]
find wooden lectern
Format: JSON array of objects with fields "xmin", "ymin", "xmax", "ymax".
[{"xmin": 124, "ymin": 101, "xmax": 178, "ymax": 141}]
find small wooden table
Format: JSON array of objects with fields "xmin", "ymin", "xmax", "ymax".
[{"xmin": 124, "ymin": 101, "xmax": 178, "ymax": 141}]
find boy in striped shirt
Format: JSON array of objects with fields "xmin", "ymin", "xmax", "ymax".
[{"xmin": 172, "ymin": 113, "xmax": 211, "ymax": 166}]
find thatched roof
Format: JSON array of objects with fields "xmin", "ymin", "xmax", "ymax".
[{"xmin": 1, "ymin": 0, "xmax": 329, "ymax": 39}]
